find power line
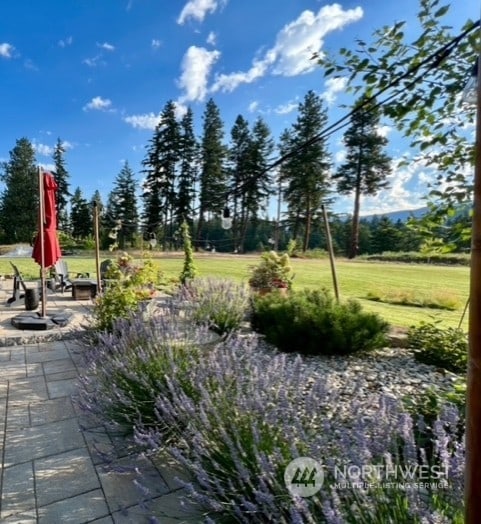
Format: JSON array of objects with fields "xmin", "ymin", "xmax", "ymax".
[{"xmin": 230, "ymin": 19, "xmax": 480, "ymax": 196}]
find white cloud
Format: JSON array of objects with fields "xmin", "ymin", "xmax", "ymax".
[
  {"xmin": 274, "ymin": 101, "xmax": 298, "ymax": 115},
  {"xmin": 151, "ymin": 39, "xmax": 161, "ymax": 49},
  {"xmin": 248, "ymin": 101, "xmax": 259, "ymax": 113},
  {"xmin": 83, "ymin": 55, "xmax": 104, "ymax": 67},
  {"xmin": 272, "ymin": 5, "xmax": 363, "ymax": 77},
  {"xmin": 58, "ymin": 36, "xmax": 73, "ymax": 48},
  {"xmin": 97, "ymin": 42, "xmax": 115, "ymax": 51},
  {"xmin": 62, "ymin": 140, "xmax": 74, "ymax": 150},
  {"xmin": 83, "ymin": 96, "xmax": 113, "ymax": 111},
  {"xmin": 334, "ymin": 149, "xmax": 346, "ymax": 164},
  {"xmin": 206, "ymin": 31, "xmax": 216, "ymax": 46},
  {"xmin": 177, "ymin": 0, "xmax": 226, "ymax": 25},
  {"xmin": 177, "ymin": 46, "xmax": 220, "ymax": 102},
  {"xmin": 376, "ymin": 124, "xmax": 392, "ymax": 138},
  {"xmin": 33, "ymin": 142, "xmax": 53, "ymax": 156},
  {"xmin": 0, "ymin": 43, "xmax": 14, "ymax": 58},
  {"xmin": 123, "ymin": 112, "xmax": 161, "ymax": 130},
  {"xmin": 322, "ymin": 76, "xmax": 348, "ymax": 105},
  {"xmin": 211, "ymin": 59, "xmax": 268, "ymax": 93},
  {"xmin": 209, "ymin": 4, "xmax": 362, "ymax": 94}
]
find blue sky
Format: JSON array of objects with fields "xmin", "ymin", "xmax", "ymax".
[{"xmin": 0, "ymin": 0, "xmax": 477, "ymax": 216}]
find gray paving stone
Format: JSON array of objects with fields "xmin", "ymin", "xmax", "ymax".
[
  {"xmin": 4, "ymin": 418, "xmax": 84, "ymax": 467},
  {"xmin": 146, "ymin": 491, "xmax": 203, "ymax": 521},
  {"xmin": 0, "ymin": 379, "xmax": 8, "ymax": 398},
  {"xmin": 35, "ymin": 448, "xmax": 101, "ymax": 507},
  {"xmin": 83, "ymin": 426, "xmax": 116, "ymax": 465},
  {"xmin": 89, "ymin": 517, "xmax": 115, "ymax": 524},
  {"xmin": 26, "ymin": 362, "xmax": 43, "ymax": 377},
  {"xmin": 98, "ymin": 455, "xmax": 169, "ymax": 513},
  {"xmin": 0, "ymin": 509, "xmax": 37, "ymax": 523},
  {"xmin": 46, "ymin": 368, "xmax": 78, "ymax": 381},
  {"xmin": 26, "ymin": 348, "xmax": 70, "ymax": 364},
  {"xmin": 9, "ymin": 347, "xmax": 26, "ymax": 363},
  {"xmin": 6, "ymin": 400, "xmax": 30, "ymax": 429},
  {"xmin": 7, "ymin": 375, "xmax": 48, "ymax": 402},
  {"xmin": 0, "ymin": 362, "xmax": 26, "ymax": 380},
  {"xmin": 29, "ymin": 396, "xmax": 75, "ymax": 425},
  {"xmin": 0, "ymin": 461, "xmax": 35, "ymax": 517},
  {"xmin": 43, "ymin": 357, "xmax": 76, "ymax": 375},
  {"xmin": 0, "ymin": 349, "xmax": 11, "ymax": 362},
  {"xmin": 38, "ymin": 488, "xmax": 109, "ymax": 524},
  {"xmin": 47, "ymin": 377, "xmax": 77, "ymax": 399}
]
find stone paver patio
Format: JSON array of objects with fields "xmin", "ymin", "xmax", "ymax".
[{"xmin": 0, "ymin": 287, "xmax": 203, "ymax": 523}]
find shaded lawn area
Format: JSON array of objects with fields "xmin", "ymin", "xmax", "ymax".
[{"xmin": 0, "ymin": 252, "xmax": 469, "ymax": 329}]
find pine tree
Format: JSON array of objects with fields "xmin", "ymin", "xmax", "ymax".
[
  {"xmin": 228, "ymin": 115, "xmax": 252, "ymax": 252},
  {"xmin": 333, "ymin": 97, "xmax": 392, "ymax": 258},
  {"xmin": 70, "ymin": 187, "xmax": 91, "ymax": 238},
  {"xmin": 196, "ymin": 98, "xmax": 227, "ymax": 245},
  {"xmin": 52, "ymin": 138, "xmax": 71, "ymax": 230},
  {"xmin": 0, "ymin": 137, "xmax": 38, "ymax": 243},
  {"xmin": 141, "ymin": 100, "xmax": 180, "ymax": 247},
  {"xmin": 281, "ymin": 91, "xmax": 331, "ymax": 252},
  {"xmin": 176, "ymin": 107, "xmax": 198, "ymax": 227},
  {"xmin": 108, "ymin": 162, "xmax": 139, "ymax": 248},
  {"xmin": 229, "ymin": 116, "xmax": 274, "ymax": 252}
]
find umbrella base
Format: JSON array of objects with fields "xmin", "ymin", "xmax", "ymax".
[{"xmin": 11, "ymin": 312, "xmax": 72, "ymax": 331}]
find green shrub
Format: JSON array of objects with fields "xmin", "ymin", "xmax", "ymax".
[
  {"xmin": 181, "ymin": 277, "xmax": 251, "ymax": 335},
  {"xmin": 93, "ymin": 252, "xmax": 161, "ymax": 332},
  {"xmin": 179, "ymin": 220, "xmax": 196, "ymax": 284},
  {"xmin": 251, "ymin": 288, "xmax": 389, "ymax": 355},
  {"xmin": 407, "ymin": 322, "xmax": 467, "ymax": 374}
]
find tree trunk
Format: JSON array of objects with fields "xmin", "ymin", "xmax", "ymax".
[
  {"xmin": 349, "ymin": 146, "xmax": 363, "ymax": 259},
  {"xmin": 303, "ymin": 198, "xmax": 311, "ymax": 252}
]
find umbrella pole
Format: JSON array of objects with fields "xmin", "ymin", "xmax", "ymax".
[{"xmin": 38, "ymin": 166, "xmax": 47, "ymax": 317}]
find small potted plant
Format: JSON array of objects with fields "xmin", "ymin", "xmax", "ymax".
[{"xmin": 248, "ymin": 251, "xmax": 294, "ymax": 295}]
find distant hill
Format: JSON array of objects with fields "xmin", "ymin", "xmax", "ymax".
[{"xmin": 361, "ymin": 207, "xmax": 428, "ymax": 222}]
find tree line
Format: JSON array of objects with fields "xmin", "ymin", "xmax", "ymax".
[{"xmin": 0, "ymin": 89, "xmax": 396, "ymax": 258}]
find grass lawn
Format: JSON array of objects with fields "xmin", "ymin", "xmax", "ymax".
[{"xmin": 0, "ymin": 251, "xmax": 469, "ymax": 329}]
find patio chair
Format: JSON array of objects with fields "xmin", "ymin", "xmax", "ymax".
[
  {"xmin": 51, "ymin": 259, "xmax": 89, "ymax": 293},
  {"xmin": 6, "ymin": 262, "xmax": 39, "ymax": 310}
]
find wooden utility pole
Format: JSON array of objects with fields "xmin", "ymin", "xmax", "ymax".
[
  {"xmin": 321, "ymin": 204, "xmax": 339, "ymax": 302},
  {"xmin": 93, "ymin": 201, "xmax": 102, "ymax": 295},
  {"xmin": 38, "ymin": 166, "xmax": 47, "ymax": 317},
  {"xmin": 466, "ymin": 46, "xmax": 481, "ymax": 524}
]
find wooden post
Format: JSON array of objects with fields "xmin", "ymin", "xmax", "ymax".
[
  {"xmin": 321, "ymin": 204, "xmax": 339, "ymax": 302},
  {"xmin": 465, "ymin": 46, "xmax": 481, "ymax": 524},
  {"xmin": 93, "ymin": 201, "xmax": 102, "ymax": 295},
  {"xmin": 38, "ymin": 166, "xmax": 47, "ymax": 317}
]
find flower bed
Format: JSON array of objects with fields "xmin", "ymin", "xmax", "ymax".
[{"xmin": 77, "ymin": 280, "xmax": 465, "ymax": 523}]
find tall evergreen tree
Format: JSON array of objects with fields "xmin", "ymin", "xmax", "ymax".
[
  {"xmin": 70, "ymin": 187, "xmax": 91, "ymax": 238},
  {"xmin": 0, "ymin": 137, "xmax": 38, "ymax": 243},
  {"xmin": 176, "ymin": 107, "xmax": 198, "ymax": 227},
  {"xmin": 52, "ymin": 138, "xmax": 70, "ymax": 230},
  {"xmin": 108, "ymin": 162, "xmax": 139, "ymax": 248},
  {"xmin": 141, "ymin": 100, "xmax": 180, "ymax": 247},
  {"xmin": 232, "ymin": 117, "xmax": 274, "ymax": 252},
  {"xmin": 196, "ymin": 98, "xmax": 227, "ymax": 245},
  {"xmin": 228, "ymin": 115, "xmax": 252, "ymax": 252},
  {"xmin": 333, "ymin": 97, "xmax": 392, "ymax": 258},
  {"xmin": 281, "ymin": 91, "xmax": 331, "ymax": 251}
]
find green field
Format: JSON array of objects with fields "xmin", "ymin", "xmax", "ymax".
[{"xmin": 0, "ymin": 252, "xmax": 469, "ymax": 329}]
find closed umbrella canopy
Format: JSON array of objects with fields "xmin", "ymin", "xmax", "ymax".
[{"xmin": 32, "ymin": 172, "xmax": 61, "ymax": 268}]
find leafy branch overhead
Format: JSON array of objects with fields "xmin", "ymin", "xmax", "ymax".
[{"xmin": 318, "ymin": 0, "xmax": 478, "ymax": 210}]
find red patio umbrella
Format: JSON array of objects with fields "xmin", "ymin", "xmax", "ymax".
[{"xmin": 32, "ymin": 169, "xmax": 62, "ymax": 316}]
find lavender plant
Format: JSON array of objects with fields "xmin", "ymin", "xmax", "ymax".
[
  {"xmin": 179, "ymin": 277, "xmax": 251, "ymax": 335},
  {"xmin": 134, "ymin": 337, "xmax": 464, "ymax": 523},
  {"xmin": 77, "ymin": 305, "xmax": 215, "ymax": 437}
]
